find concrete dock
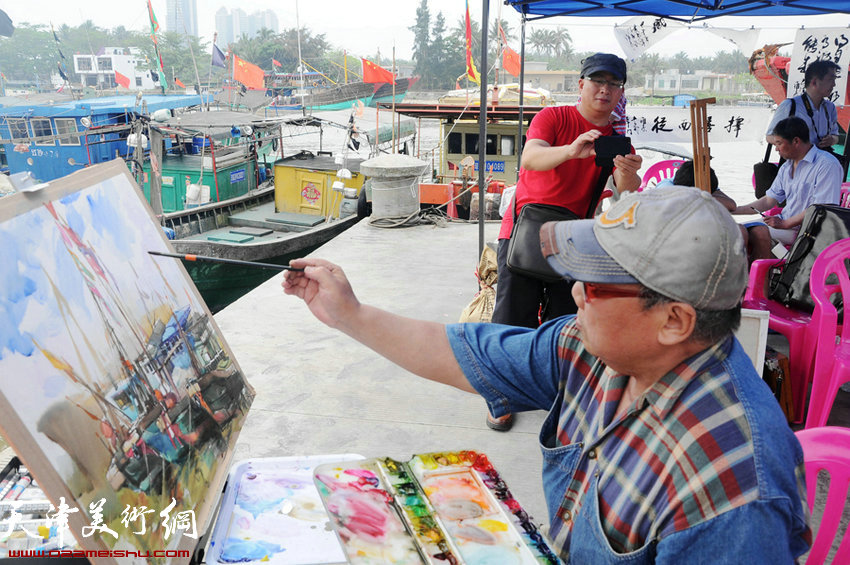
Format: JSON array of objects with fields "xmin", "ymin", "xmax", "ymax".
[{"xmin": 214, "ymin": 218, "xmax": 552, "ymax": 524}]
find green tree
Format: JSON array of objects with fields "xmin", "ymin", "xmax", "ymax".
[
  {"xmin": 429, "ymin": 13, "xmax": 449, "ymax": 89},
  {"xmin": 551, "ymin": 27, "xmax": 573, "ymax": 58},
  {"xmin": 410, "ymin": 0, "xmax": 431, "ymax": 85},
  {"xmin": 528, "ymin": 28, "xmax": 550, "ymax": 56},
  {"xmin": 0, "ymin": 23, "xmax": 55, "ymax": 83},
  {"xmin": 672, "ymin": 51, "xmax": 693, "ymax": 74},
  {"xmin": 637, "ymin": 52, "xmax": 662, "ymax": 96}
]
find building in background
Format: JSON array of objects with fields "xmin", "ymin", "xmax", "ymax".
[
  {"xmin": 214, "ymin": 8, "xmax": 278, "ymax": 47},
  {"xmin": 73, "ymin": 47, "xmax": 157, "ymax": 90},
  {"xmin": 644, "ymin": 69, "xmax": 736, "ymax": 95},
  {"xmin": 166, "ymin": 0, "xmax": 198, "ymax": 37}
]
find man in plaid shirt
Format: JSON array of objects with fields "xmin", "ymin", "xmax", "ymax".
[{"xmin": 283, "ymin": 186, "xmax": 810, "ymax": 563}]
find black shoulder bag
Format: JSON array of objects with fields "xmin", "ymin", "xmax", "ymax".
[
  {"xmin": 754, "ymin": 99, "xmax": 796, "ymax": 198},
  {"xmin": 767, "ymin": 204, "xmax": 850, "ymax": 313},
  {"xmin": 506, "ymin": 163, "xmax": 613, "ymax": 282}
]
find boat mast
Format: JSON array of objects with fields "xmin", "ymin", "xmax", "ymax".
[
  {"xmin": 296, "ymin": 0, "xmax": 306, "ymax": 117},
  {"xmin": 392, "ymin": 45, "xmax": 396, "ymax": 152},
  {"xmin": 493, "ymin": 0, "xmax": 503, "ymax": 105}
]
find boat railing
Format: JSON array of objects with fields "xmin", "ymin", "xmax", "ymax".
[{"xmin": 161, "ymin": 183, "xmax": 275, "ymax": 239}]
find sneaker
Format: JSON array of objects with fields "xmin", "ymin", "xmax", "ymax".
[{"xmin": 486, "ymin": 413, "xmax": 514, "ymax": 432}]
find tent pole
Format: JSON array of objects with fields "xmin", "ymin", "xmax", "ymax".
[
  {"xmin": 517, "ymin": 15, "xmax": 527, "ymax": 175},
  {"xmin": 478, "ymin": 0, "xmax": 490, "ymax": 256}
]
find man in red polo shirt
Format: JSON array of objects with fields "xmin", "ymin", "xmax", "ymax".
[{"xmin": 489, "ymin": 53, "xmax": 642, "ymax": 430}]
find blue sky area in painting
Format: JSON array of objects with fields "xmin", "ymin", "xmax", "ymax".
[{"xmin": 0, "ymin": 174, "xmax": 203, "ymax": 471}]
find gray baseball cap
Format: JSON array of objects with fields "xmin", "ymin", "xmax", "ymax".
[{"xmin": 540, "ymin": 186, "xmax": 748, "ymax": 310}]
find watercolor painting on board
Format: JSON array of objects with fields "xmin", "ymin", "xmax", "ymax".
[{"xmin": 0, "ymin": 161, "xmax": 254, "ymax": 564}]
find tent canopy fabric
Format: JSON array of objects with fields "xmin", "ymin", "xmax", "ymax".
[{"xmin": 506, "ymin": 0, "xmax": 850, "ymax": 21}]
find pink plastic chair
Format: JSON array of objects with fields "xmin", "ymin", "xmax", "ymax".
[
  {"xmin": 795, "ymin": 427, "xmax": 850, "ymax": 565},
  {"xmin": 804, "ymin": 238, "xmax": 850, "ymax": 428},
  {"xmin": 841, "ymin": 182, "xmax": 850, "ymax": 208},
  {"xmin": 638, "ymin": 159, "xmax": 685, "ymax": 191},
  {"xmin": 743, "ymin": 259, "xmax": 815, "ymax": 423}
]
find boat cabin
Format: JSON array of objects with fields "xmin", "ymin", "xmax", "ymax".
[
  {"xmin": 0, "ymin": 94, "xmax": 204, "ymax": 183},
  {"xmin": 443, "ymin": 120, "xmax": 525, "ymax": 185},
  {"xmin": 384, "ymin": 103, "xmax": 546, "ymax": 186}
]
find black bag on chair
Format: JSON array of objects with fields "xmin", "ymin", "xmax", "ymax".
[{"xmin": 767, "ymin": 204, "xmax": 850, "ymax": 312}]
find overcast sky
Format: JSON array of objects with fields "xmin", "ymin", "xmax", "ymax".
[{"xmin": 5, "ymin": 1, "xmax": 849, "ymax": 63}]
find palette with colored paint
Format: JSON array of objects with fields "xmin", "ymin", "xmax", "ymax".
[
  {"xmin": 207, "ymin": 454, "xmax": 363, "ymax": 564},
  {"xmin": 314, "ymin": 451, "xmax": 560, "ymax": 564}
]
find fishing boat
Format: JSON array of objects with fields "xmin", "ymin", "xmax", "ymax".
[
  {"xmin": 158, "ymin": 113, "xmax": 418, "ymax": 313},
  {"xmin": 0, "ymin": 93, "xmax": 206, "ymax": 183},
  {"xmin": 386, "ymin": 102, "xmax": 547, "ymax": 185},
  {"xmin": 272, "ymin": 81, "xmax": 379, "ymax": 111},
  {"xmin": 369, "ymin": 76, "xmax": 420, "ymax": 107},
  {"xmin": 438, "ymin": 83, "xmax": 552, "ymax": 106},
  {"xmin": 162, "ymin": 151, "xmax": 366, "ymax": 312}
]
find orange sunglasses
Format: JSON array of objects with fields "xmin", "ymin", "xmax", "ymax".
[{"xmin": 582, "ymin": 282, "xmax": 642, "ymax": 302}]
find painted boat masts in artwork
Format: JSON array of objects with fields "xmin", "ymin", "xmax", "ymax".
[{"xmin": 37, "ymin": 195, "xmax": 250, "ymax": 496}]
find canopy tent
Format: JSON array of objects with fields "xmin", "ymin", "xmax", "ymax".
[
  {"xmin": 505, "ymin": 0, "xmax": 850, "ymax": 21},
  {"xmin": 465, "ymin": 0, "xmax": 850, "ymax": 254}
]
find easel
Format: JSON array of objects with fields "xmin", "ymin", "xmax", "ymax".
[{"xmin": 689, "ymin": 97, "xmax": 716, "ymax": 193}]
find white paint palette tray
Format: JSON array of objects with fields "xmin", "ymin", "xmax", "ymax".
[{"xmin": 207, "ymin": 454, "xmax": 363, "ymax": 564}]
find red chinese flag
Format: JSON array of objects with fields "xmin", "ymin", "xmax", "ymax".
[
  {"xmin": 361, "ymin": 58, "xmax": 395, "ymax": 84},
  {"xmin": 502, "ymin": 45, "xmax": 522, "ymax": 77},
  {"xmin": 233, "ymin": 54, "xmax": 265, "ymax": 90},
  {"xmin": 114, "ymin": 71, "xmax": 131, "ymax": 89},
  {"xmin": 174, "ymin": 77, "xmax": 186, "ymax": 88},
  {"xmin": 464, "ymin": 0, "xmax": 480, "ymax": 84},
  {"xmin": 272, "ymin": 58, "xmax": 282, "ymax": 67},
  {"xmin": 499, "ymin": 25, "xmax": 522, "ymax": 77}
]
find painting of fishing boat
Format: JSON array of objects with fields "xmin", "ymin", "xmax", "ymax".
[{"xmin": 0, "ymin": 160, "xmax": 253, "ymax": 564}]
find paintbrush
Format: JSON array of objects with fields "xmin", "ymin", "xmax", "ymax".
[{"xmin": 148, "ymin": 251, "xmax": 304, "ymax": 271}]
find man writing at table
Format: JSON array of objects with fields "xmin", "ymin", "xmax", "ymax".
[
  {"xmin": 734, "ymin": 116, "xmax": 842, "ymax": 254},
  {"xmin": 282, "ymin": 186, "xmax": 810, "ymax": 563}
]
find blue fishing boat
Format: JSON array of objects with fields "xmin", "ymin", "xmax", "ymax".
[{"xmin": 0, "ymin": 94, "xmax": 205, "ymax": 183}]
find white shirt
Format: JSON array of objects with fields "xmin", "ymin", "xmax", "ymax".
[{"xmin": 766, "ymin": 145, "xmax": 843, "ymax": 219}]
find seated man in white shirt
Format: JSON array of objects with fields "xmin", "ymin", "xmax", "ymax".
[{"xmin": 734, "ymin": 116, "xmax": 842, "ymax": 252}]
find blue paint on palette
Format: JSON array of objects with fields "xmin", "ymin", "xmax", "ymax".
[{"xmin": 219, "ymin": 538, "xmax": 284, "ymax": 563}]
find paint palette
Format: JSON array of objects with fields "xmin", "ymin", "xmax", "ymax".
[
  {"xmin": 207, "ymin": 454, "xmax": 364, "ymax": 564},
  {"xmin": 314, "ymin": 451, "xmax": 561, "ymax": 565}
]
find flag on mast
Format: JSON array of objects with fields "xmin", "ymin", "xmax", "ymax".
[
  {"xmin": 212, "ymin": 44, "xmax": 227, "ymax": 68},
  {"xmin": 233, "ymin": 54, "xmax": 265, "ymax": 90},
  {"xmin": 114, "ymin": 71, "xmax": 131, "ymax": 89},
  {"xmin": 361, "ymin": 58, "xmax": 395, "ymax": 83},
  {"xmin": 464, "ymin": 0, "xmax": 480, "ymax": 84},
  {"xmin": 147, "ymin": 0, "xmax": 168, "ymax": 89},
  {"xmin": 499, "ymin": 25, "xmax": 522, "ymax": 78},
  {"xmin": 272, "ymin": 58, "xmax": 282, "ymax": 67}
]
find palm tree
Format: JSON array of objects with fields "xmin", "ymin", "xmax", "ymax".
[
  {"xmin": 552, "ymin": 27, "xmax": 572, "ymax": 58},
  {"xmin": 528, "ymin": 28, "xmax": 549, "ymax": 56},
  {"xmin": 639, "ymin": 53, "xmax": 662, "ymax": 96}
]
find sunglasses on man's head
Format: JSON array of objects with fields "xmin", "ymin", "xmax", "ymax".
[{"xmin": 582, "ymin": 282, "xmax": 642, "ymax": 302}]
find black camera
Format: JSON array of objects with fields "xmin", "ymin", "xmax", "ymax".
[{"xmin": 594, "ymin": 136, "xmax": 631, "ymax": 168}]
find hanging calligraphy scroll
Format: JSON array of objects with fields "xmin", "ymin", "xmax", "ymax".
[
  {"xmin": 788, "ymin": 27, "xmax": 849, "ymax": 104},
  {"xmin": 614, "ymin": 16, "xmax": 685, "ymax": 61},
  {"xmin": 625, "ymin": 107, "xmax": 773, "ymax": 144}
]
